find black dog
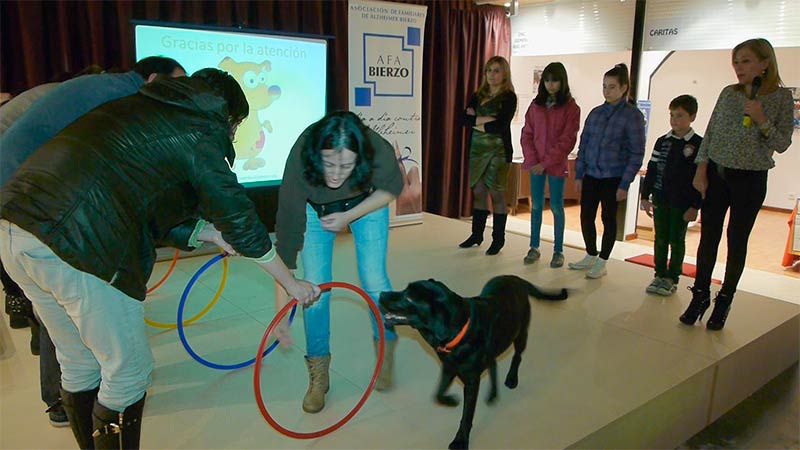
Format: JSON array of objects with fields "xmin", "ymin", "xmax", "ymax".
[{"xmin": 379, "ymin": 275, "xmax": 567, "ymax": 449}]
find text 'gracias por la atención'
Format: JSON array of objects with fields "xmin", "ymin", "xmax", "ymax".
[{"xmin": 160, "ymin": 36, "xmax": 308, "ymax": 58}]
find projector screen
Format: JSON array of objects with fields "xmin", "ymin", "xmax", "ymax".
[{"xmin": 133, "ymin": 22, "xmax": 328, "ymax": 187}]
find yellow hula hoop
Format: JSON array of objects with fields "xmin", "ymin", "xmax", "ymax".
[{"xmin": 144, "ymin": 254, "xmax": 229, "ymax": 329}]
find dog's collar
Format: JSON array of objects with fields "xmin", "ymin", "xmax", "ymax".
[{"xmin": 437, "ymin": 301, "xmax": 475, "ymax": 354}]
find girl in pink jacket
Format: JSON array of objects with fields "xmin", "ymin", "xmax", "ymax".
[{"xmin": 520, "ymin": 62, "xmax": 580, "ymax": 267}]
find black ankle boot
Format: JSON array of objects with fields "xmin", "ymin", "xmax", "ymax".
[
  {"xmin": 5, "ymin": 293, "xmax": 32, "ymax": 329},
  {"xmin": 679, "ymin": 286, "xmax": 711, "ymax": 325},
  {"xmin": 706, "ymin": 292, "xmax": 733, "ymax": 331},
  {"xmin": 459, "ymin": 209, "xmax": 489, "ymax": 248},
  {"xmin": 62, "ymin": 386, "xmax": 100, "ymax": 449},
  {"xmin": 92, "ymin": 393, "xmax": 146, "ymax": 449},
  {"xmin": 485, "ymin": 213, "xmax": 507, "ymax": 255}
]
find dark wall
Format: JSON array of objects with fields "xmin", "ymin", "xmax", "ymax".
[
  {"xmin": 246, "ymin": 186, "xmax": 280, "ymax": 231},
  {"xmin": 1, "ymin": 0, "xmax": 509, "ymax": 219}
]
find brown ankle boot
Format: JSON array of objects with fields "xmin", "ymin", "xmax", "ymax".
[
  {"xmin": 373, "ymin": 340, "xmax": 396, "ymax": 391},
  {"xmin": 302, "ymin": 355, "xmax": 330, "ymax": 413}
]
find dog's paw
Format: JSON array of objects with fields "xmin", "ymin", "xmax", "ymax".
[
  {"xmin": 448, "ymin": 437, "xmax": 469, "ymax": 450},
  {"xmin": 485, "ymin": 390, "xmax": 498, "ymax": 405},
  {"xmin": 436, "ymin": 393, "xmax": 459, "ymax": 407},
  {"xmin": 504, "ymin": 375, "xmax": 518, "ymax": 389}
]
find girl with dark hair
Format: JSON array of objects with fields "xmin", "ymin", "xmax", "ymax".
[
  {"xmin": 459, "ymin": 56, "xmax": 518, "ymax": 255},
  {"xmin": 520, "ymin": 62, "xmax": 581, "ymax": 268},
  {"xmin": 568, "ymin": 63, "xmax": 645, "ymax": 278},
  {"xmin": 680, "ymin": 38, "xmax": 793, "ymax": 330},
  {"xmin": 274, "ymin": 111, "xmax": 405, "ymax": 413}
]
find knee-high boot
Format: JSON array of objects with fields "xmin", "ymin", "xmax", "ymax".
[
  {"xmin": 459, "ymin": 209, "xmax": 489, "ymax": 248},
  {"xmin": 61, "ymin": 386, "xmax": 99, "ymax": 449},
  {"xmin": 91, "ymin": 394, "xmax": 146, "ymax": 450},
  {"xmin": 486, "ymin": 213, "xmax": 507, "ymax": 255}
]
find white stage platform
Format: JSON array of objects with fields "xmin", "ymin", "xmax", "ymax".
[{"xmin": 1, "ymin": 213, "xmax": 797, "ymax": 449}]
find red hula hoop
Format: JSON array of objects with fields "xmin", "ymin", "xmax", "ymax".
[
  {"xmin": 253, "ymin": 281, "xmax": 385, "ymax": 439},
  {"xmin": 146, "ymin": 249, "xmax": 179, "ymax": 294}
]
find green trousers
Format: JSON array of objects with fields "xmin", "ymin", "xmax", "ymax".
[{"xmin": 653, "ymin": 202, "xmax": 690, "ymax": 283}]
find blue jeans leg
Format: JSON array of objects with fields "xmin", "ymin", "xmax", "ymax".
[
  {"xmin": 351, "ymin": 206, "xmax": 396, "ymax": 342},
  {"xmin": 529, "ymin": 172, "xmax": 546, "ymax": 249},
  {"xmin": 547, "ymin": 176, "xmax": 566, "ymax": 253},
  {"xmin": 300, "ymin": 204, "xmax": 335, "ymax": 358}
]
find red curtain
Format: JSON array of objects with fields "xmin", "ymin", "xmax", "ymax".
[
  {"xmin": 0, "ymin": 0, "xmax": 509, "ymax": 218},
  {"xmin": 421, "ymin": 5, "xmax": 510, "ymax": 217}
]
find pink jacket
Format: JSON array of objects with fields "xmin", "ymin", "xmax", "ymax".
[{"xmin": 520, "ymin": 97, "xmax": 580, "ymax": 177}]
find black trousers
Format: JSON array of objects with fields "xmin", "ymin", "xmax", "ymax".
[
  {"xmin": 580, "ymin": 176, "xmax": 621, "ymax": 260},
  {"xmin": 694, "ymin": 161, "xmax": 767, "ymax": 295}
]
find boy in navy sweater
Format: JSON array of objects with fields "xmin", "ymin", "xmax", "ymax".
[{"xmin": 641, "ymin": 95, "xmax": 703, "ymax": 296}]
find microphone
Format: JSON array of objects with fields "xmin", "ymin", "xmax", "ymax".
[{"xmin": 743, "ymin": 76, "xmax": 762, "ymax": 128}]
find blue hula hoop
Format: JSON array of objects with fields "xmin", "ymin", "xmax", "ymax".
[{"xmin": 177, "ymin": 253, "xmax": 296, "ymax": 370}]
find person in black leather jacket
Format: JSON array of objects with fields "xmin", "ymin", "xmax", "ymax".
[{"xmin": 0, "ymin": 68, "xmax": 319, "ymax": 450}]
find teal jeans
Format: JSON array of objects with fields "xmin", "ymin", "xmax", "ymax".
[{"xmin": 300, "ymin": 204, "xmax": 397, "ymax": 357}]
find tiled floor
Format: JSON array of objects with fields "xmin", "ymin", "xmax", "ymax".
[{"xmin": 1, "ymin": 213, "xmax": 798, "ymax": 449}]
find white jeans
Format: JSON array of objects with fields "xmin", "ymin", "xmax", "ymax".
[{"xmin": 0, "ymin": 220, "xmax": 152, "ymax": 411}]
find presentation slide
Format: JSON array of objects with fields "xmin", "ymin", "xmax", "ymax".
[{"xmin": 135, "ymin": 23, "xmax": 328, "ymax": 186}]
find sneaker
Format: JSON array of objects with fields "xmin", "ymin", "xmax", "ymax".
[
  {"xmin": 646, "ymin": 277, "xmax": 663, "ymax": 294},
  {"xmin": 523, "ymin": 248, "xmax": 541, "ymax": 265},
  {"xmin": 586, "ymin": 259, "xmax": 608, "ymax": 279},
  {"xmin": 550, "ymin": 253, "xmax": 565, "ymax": 268},
  {"xmin": 655, "ymin": 279, "xmax": 676, "ymax": 296},
  {"xmin": 47, "ymin": 406, "xmax": 69, "ymax": 428},
  {"xmin": 568, "ymin": 254, "xmax": 598, "ymax": 270}
]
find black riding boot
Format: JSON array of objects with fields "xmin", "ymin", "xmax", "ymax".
[
  {"xmin": 92, "ymin": 394, "xmax": 146, "ymax": 450},
  {"xmin": 61, "ymin": 386, "xmax": 100, "ymax": 449},
  {"xmin": 486, "ymin": 213, "xmax": 507, "ymax": 255},
  {"xmin": 459, "ymin": 209, "xmax": 489, "ymax": 248}
]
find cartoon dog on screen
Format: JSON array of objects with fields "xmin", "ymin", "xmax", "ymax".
[{"xmin": 219, "ymin": 57, "xmax": 282, "ymax": 170}]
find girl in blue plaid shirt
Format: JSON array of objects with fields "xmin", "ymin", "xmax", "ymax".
[{"xmin": 568, "ymin": 63, "xmax": 645, "ymax": 278}]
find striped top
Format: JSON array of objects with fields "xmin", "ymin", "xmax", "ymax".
[{"xmin": 696, "ymin": 84, "xmax": 793, "ymax": 170}]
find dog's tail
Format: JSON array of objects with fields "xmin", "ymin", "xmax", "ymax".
[{"xmin": 526, "ymin": 281, "xmax": 568, "ymax": 301}]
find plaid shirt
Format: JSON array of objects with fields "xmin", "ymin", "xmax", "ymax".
[{"xmin": 575, "ymin": 101, "xmax": 646, "ymax": 191}]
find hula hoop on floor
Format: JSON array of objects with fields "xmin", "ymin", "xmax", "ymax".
[
  {"xmin": 177, "ymin": 253, "xmax": 296, "ymax": 370},
  {"xmin": 253, "ymin": 281, "xmax": 385, "ymax": 439},
  {"xmin": 146, "ymin": 249, "xmax": 180, "ymax": 294},
  {"xmin": 144, "ymin": 253, "xmax": 228, "ymax": 330}
]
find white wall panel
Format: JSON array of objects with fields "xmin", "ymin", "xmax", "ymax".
[
  {"xmin": 644, "ymin": 0, "xmax": 800, "ymax": 51},
  {"xmin": 511, "ymin": 0, "xmax": 636, "ymax": 56}
]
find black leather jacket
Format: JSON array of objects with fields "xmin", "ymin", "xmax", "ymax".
[{"xmin": 1, "ymin": 76, "xmax": 272, "ymax": 301}]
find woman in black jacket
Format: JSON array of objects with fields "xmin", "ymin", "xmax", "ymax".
[
  {"xmin": 459, "ymin": 56, "xmax": 517, "ymax": 255},
  {"xmin": 0, "ymin": 69, "xmax": 319, "ymax": 449}
]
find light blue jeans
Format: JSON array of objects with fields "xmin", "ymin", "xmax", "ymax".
[
  {"xmin": 529, "ymin": 174, "xmax": 566, "ymax": 253},
  {"xmin": 300, "ymin": 204, "xmax": 397, "ymax": 358},
  {"xmin": 0, "ymin": 220, "xmax": 152, "ymax": 412}
]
